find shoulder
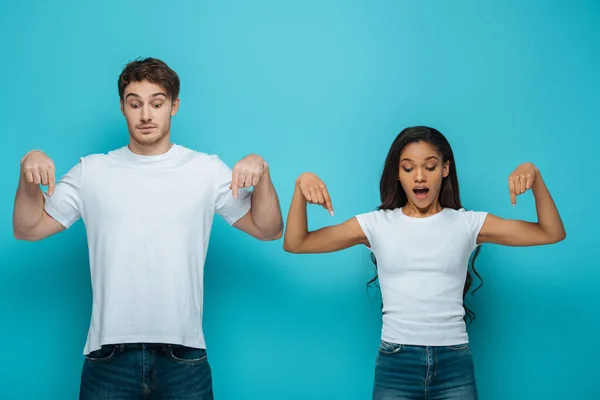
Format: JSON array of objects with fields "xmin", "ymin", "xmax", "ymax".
[
  {"xmin": 81, "ymin": 147, "xmax": 127, "ymax": 167},
  {"xmin": 61, "ymin": 151, "xmax": 113, "ymax": 173},
  {"xmin": 445, "ymin": 207, "xmax": 489, "ymax": 231},
  {"xmin": 355, "ymin": 208, "xmax": 401, "ymax": 225},
  {"xmin": 175, "ymin": 145, "xmax": 228, "ymax": 169},
  {"xmin": 356, "ymin": 208, "xmax": 393, "ymax": 218},
  {"xmin": 445, "ymin": 207, "xmax": 488, "ymax": 218}
]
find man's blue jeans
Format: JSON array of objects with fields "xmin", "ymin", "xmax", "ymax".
[{"xmin": 79, "ymin": 343, "xmax": 213, "ymax": 400}]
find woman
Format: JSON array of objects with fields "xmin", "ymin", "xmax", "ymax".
[{"xmin": 283, "ymin": 126, "xmax": 565, "ymax": 399}]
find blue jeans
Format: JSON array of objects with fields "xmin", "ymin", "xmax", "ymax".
[
  {"xmin": 79, "ymin": 343, "xmax": 214, "ymax": 400},
  {"xmin": 372, "ymin": 341, "xmax": 478, "ymax": 400}
]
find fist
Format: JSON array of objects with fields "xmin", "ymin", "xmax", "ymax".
[
  {"xmin": 21, "ymin": 150, "xmax": 56, "ymax": 195},
  {"xmin": 508, "ymin": 162, "xmax": 538, "ymax": 205},
  {"xmin": 231, "ymin": 154, "xmax": 268, "ymax": 198},
  {"xmin": 297, "ymin": 172, "xmax": 334, "ymax": 216}
]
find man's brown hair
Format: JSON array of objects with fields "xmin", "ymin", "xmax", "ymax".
[{"xmin": 118, "ymin": 58, "xmax": 180, "ymax": 101}]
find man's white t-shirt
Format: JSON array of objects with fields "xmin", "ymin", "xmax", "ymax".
[
  {"xmin": 355, "ymin": 207, "xmax": 488, "ymax": 346},
  {"xmin": 44, "ymin": 144, "xmax": 251, "ymax": 355}
]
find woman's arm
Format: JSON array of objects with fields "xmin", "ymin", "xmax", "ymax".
[
  {"xmin": 283, "ymin": 172, "xmax": 369, "ymax": 254},
  {"xmin": 478, "ymin": 162, "xmax": 566, "ymax": 246}
]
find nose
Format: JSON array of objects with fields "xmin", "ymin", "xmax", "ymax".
[
  {"xmin": 140, "ymin": 104, "xmax": 153, "ymax": 123},
  {"xmin": 415, "ymin": 168, "xmax": 426, "ymax": 183}
]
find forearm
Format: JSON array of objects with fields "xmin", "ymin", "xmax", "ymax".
[
  {"xmin": 249, "ymin": 168, "xmax": 283, "ymax": 239},
  {"xmin": 283, "ymin": 184, "xmax": 309, "ymax": 251},
  {"xmin": 13, "ymin": 173, "xmax": 44, "ymax": 237},
  {"xmin": 532, "ymin": 173, "xmax": 566, "ymax": 241}
]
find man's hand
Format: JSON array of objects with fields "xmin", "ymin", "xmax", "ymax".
[
  {"xmin": 21, "ymin": 150, "xmax": 56, "ymax": 195},
  {"xmin": 231, "ymin": 154, "xmax": 268, "ymax": 198}
]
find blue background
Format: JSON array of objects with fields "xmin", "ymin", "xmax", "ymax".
[{"xmin": 1, "ymin": 1, "xmax": 598, "ymax": 398}]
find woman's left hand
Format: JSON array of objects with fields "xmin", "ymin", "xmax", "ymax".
[{"xmin": 508, "ymin": 162, "xmax": 539, "ymax": 205}]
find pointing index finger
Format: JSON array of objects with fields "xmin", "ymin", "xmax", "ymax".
[
  {"xmin": 509, "ymin": 178, "xmax": 517, "ymax": 205},
  {"xmin": 231, "ymin": 170, "xmax": 239, "ymax": 199},
  {"xmin": 323, "ymin": 188, "xmax": 334, "ymax": 216},
  {"xmin": 48, "ymin": 169, "xmax": 56, "ymax": 196}
]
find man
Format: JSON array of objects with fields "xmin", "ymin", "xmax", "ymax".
[{"xmin": 13, "ymin": 57, "xmax": 283, "ymax": 399}]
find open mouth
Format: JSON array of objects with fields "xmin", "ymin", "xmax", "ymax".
[{"xmin": 413, "ymin": 187, "xmax": 429, "ymax": 199}]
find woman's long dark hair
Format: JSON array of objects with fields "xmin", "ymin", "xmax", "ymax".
[{"xmin": 368, "ymin": 126, "xmax": 483, "ymax": 324}]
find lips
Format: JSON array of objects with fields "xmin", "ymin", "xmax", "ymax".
[
  {"xmin": 138, "ymin": 125, "xmax": 156, "ymax": 133},
  {"xmin": 413, "ymin": 187, "xmax": 429, "ymax": 199}
]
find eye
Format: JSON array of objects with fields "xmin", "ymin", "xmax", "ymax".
[
  {"xmin": 130, "ymin": 103, "xmax": 140, "ymax": 109},
  {"xmin": 402, "ymin": 167, "xmax": 413, "ymax": 173},
  {"xmin": 425, "ymin": 166, "xmax": 436, "ymax": 171},
  {"xmin": 153, "ymin": 103, "xmax": 162, "ymax": 108}
]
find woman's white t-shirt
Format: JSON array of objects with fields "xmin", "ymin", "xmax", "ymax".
[{"xmin": 355, "ymin": 207, "xmax": 488, "ymax": 346}]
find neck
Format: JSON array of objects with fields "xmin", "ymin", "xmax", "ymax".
[
  {"xmin": 402, "ymin": 200, "xmax": 443, "ymax": 218},
  {"xmin": 128, "ymin": 135, "xmax": 173, "ymax": 156}
]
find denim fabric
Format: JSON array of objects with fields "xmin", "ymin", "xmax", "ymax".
[
  {"xmin": 79, "ymin": 343, "xmax": 213, "ymax": 400},
  {"xmin": 372, "ymin": 341, "xmax": 477, "ymax": 400}
]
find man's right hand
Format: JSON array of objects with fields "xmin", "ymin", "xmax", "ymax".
[{"xmin": 21, "ymin": 150, "xmax": 56, "ymax": 195}]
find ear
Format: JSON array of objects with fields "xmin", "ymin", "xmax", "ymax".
[
  {"xmin": 442, "ymin": 160, "xmax": 450, "ymax": 178},
  {"xmin": 170, "ymin": 98, "xmax": 180, "ymax": 116},
  {"xmin": 120, "ymin": 100, "xmax": 125, "ymax": 116}
]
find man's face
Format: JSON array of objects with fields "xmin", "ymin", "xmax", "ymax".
[{"xmin": 120, "ymin": 80, "xmax": 179, "ymax": 148}]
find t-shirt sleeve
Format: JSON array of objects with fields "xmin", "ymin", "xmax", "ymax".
[
  {"xmin": 213, "ymin": 156, "xmax": 252, "ymax": 225},
  {"xmin": 354, "ymin": 210, "xmax": 381, "ymax": 250},
  {"xmin": 43, "ymin": 161, "xmax": 83, "ymax": 229},
  {"xmin": 461, "ymin": 209, "xmax": 489, "ymax": 249}
]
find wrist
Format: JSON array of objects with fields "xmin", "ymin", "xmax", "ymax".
[
  {"xmin": 255, "ymin": 167, "xmax": 271, "ymax": 189},
  {"xmin": 21, "ymin": 149, "xmax": 44, "ymax": 165},
  {"xmin": 296, "ymin": 172, "xmax": 310, "ymax": 185},
  {"xmin": 532, "ymin": 170, "xmax": 545, "ymax": 191},
  {"xmin": 261, "ymin": 162, "xmax": 270, "ymax": 177},
  {"xmin": 19, "ymin": 174, "xmax": 41, "ymax": 194},
  {"xmin": 293, "ymin": 181, "xmax": 304, "ymax": 196}
]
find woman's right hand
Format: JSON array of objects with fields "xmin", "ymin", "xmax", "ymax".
[{"xmin": 296, "ymin": 172, "xmax": 334, "ymax": 216}]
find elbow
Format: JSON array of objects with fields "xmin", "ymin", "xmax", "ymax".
[
  {"xmin": 13, "ymin": 224, "xmax": 26, "ymax": 241},
  {"xmin": 258, "ymin": 224, "xmax": 283, "ymax": 241},
  {"xmin": 13, "ymin": 227, "xmax": 36, "ymax": 242},
  {"xmin": 545, "ymin": 228, "xmax": 566, "ymax": 244},
  {"xmin": 552, "ymin": 229, "xmax": 567, "ymax": 244},
  {"xmin": 272, "ymin": 227, "xmax": 283, "ymax": 241},
  {"xmin": 13, "ymin": 229, "xmax": 23, "ymax": 241},
  {"xmin": 13, "ymin": 221, "xmax": 47, "ymax": 241},
  {"xmin": 283, "ymin": 240, "xmax": 300, "ymax": 254},
  {"xmin": 263, "ymin": 229, "xmax": 283, "ymax": 241},
  {"xmin": 252, "ymin": 219, "xmax": 283, "ymax": 241}
]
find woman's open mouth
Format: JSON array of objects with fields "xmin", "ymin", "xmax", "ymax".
[{"xmin": 413, "ymin": 187, "xmax": 430, "ymax": 199}]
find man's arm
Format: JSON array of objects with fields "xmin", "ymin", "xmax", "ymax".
[
  {"xmin": 223, "ymin": 154, "xmax": 282, "ymax": 241},
  {"xmin": 13, "ymin": 150, "xmax": 65, "ymax": 241},
  {"xmin": 233, "ymin": 166, "xmax": 283, "ymax": 240}
]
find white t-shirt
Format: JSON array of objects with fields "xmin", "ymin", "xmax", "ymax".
[
  {"xmin": 43, "ymin": 144, "xmax": 252, "ymax": 354},
  {"xmin": 355, "ymin": 207, "xmax": 488, "ymax": 346}
]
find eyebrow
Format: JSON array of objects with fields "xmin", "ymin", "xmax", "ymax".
[
  {"xmin": 400, "ymin": 156, "xmax": 439, "ymax": 162},
  {"xmin": 125, "ymin": 92, "xmax": 167, "ymax": 100}
]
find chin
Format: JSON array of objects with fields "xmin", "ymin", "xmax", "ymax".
[
  {"xmin": 132, "ymin": 133, "xmax": 165, "ymax": 146},
  {"xmin": 414, "ymin": 202, "xmax": 434, "ymax": 210},
  {"xmin": 411, "ymin": 197, "xmax": 437, "ymax": 209}
]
